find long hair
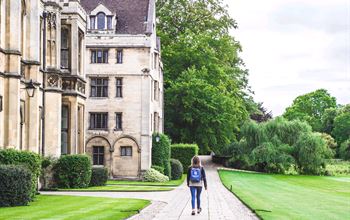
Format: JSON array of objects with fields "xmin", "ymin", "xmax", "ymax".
[{"xmin": 191, "ymin": 156, "xmax": 201, "ymax": 168}]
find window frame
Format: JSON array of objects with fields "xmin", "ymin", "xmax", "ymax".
[
  {"xmin": 93, "ymin": 146, "xmax": 104, "ymax": 165},
  {"xmin": 89, "ymin": 112, "xmax": 108, "ymax": 130},
  {"xmin": 91, "ymin": 49, "xmax": 109, "ymax": 64},
  {"xmin": 116, "ymin": 78, "xmax": 123, "ymax": 98},
  {"xmin": 97, "ymin": 12, "xmax": 106, "ymax": 30},
  {"xmin": 115, "ymin": 112, "xmax": 122, "ymax": 131},
  {"xmin": 107, "ymin": 16, "xmax": 113, "ymax": 29},
  {"xmin": 90, "ymin": 77, "xmax": 109, "ymax": 97},
  {"xmin": 116, "ymin": 49, "xmax": 123, "ymax": 64},
  {"xmin": 61, "ymin": 105, "xmax": 69, "ymax": 155},
  {"xmin": 120, "ymin": 146, "xmax": 132, "ymax": 157},
  {"xmin": 90, "ymin": 16, "xmax": 96, "ymax": 29},
  {"xmin": 60, "ymin": 27, "xmax": 70, "ymax": 70}
]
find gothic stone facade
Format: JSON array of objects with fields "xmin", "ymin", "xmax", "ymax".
[
  {"xmin": 0, "ymin": 0, "xmax": 87, "ymax": 156},
  {"xmin": 81, "ymin": 0, "xmax": 164, "ymax": 178}
]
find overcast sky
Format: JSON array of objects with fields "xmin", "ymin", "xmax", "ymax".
[{"xmin": 224, "ymin": 0, "xmax": 350, "ymax": 116}]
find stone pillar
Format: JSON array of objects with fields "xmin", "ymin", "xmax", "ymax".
[
  {"xmin": 44, "ymin": 91, "xmax": 62, "ymax": 157},
  {"xmin": 5, "ymin": 0, "xmax": 21, "ymax": 53},
  {"xmin": 4, "ymin": 77, "xmax": 20, "ymax": 148},
  {"xmin": 27, "ymin": 66, "xmax": 41, "ymax": 153},
  {"xmin": 140, "ymin": 76, "xmax": 152, "ymax": 170},
  {"xmin": 70, "ymin": 20, "xmax": 78, "ymax": 75}
]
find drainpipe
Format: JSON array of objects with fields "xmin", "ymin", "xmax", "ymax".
[{"xmin": 41, "ymin": 11, "xmax": 47, "ymax": 156}]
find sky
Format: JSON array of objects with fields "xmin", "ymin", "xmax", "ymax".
[{"xmin": 224, "ymin": 0, "xmax": 350, "ymax": 116}]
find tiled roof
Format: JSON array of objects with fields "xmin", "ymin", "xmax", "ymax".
[{"xmin": 80, "ymin": 0, "xmax": 152, "ymax": 34}]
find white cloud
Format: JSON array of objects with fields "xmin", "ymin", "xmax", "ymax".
[{"xmin": 224, "ymin": 0, "xmax": 350, "ymax": 115}]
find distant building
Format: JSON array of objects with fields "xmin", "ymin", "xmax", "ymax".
[
  {"xmin": 0, "ymin": 0, "xmax": 87, "ymax": 156},
  {"xmin": 81, "ymin": 0, "xmax": 163, "ymax": 178}
]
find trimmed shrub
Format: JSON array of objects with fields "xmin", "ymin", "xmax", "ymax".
[
  {"xmin": 152, "ymin": 133, "xmax": 171, "ymax": 178},
  {"xmin": 294, "ymin": 133, "xmax": 333, "ymax": 174},
  {"xmin": 170, "ymin": 159, "xmax": 183, "ymax": 180},
  {"xmin": 90, "ymin": 167, "xmax": 108, "ymax": 186},
  {"xmin": 54, "ymin": 155, "xmax": 92, "ymax": 188},
  {"xmin": 151, "ymin": 165, "xmax": 164, "ymax": 174},
  {"xmin": 0, "ymin": 149, "xmax": 41, "ymax": 199},
  {"xmin": 143, "ymin": 168, "xmax": 169, "ymax": 182},
  {"xmin": 0, "ymin": 165, "xmax": 32, "ymax": 207},
  {"xmin": 339, "ymin": 139, "xmax": 350, "ymax": 160},
  {"xmin": 40, "ymin": 156, "xmax": 58, "ymax": 189},
  {"xmin": 171, "ymin": 144, "xmax": 199, "ymax": 172}
]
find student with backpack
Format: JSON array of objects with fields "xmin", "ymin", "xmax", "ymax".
[{"xmin": 187, "ymin": 156, "xmax": 207, "ymax": 216}]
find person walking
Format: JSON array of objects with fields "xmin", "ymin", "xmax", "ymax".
[{"xmin": 187, "ymin": 156, "xmax": 207, "ymax": 216}]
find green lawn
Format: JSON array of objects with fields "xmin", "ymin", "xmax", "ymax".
[
  {"xmin": 58, "ymin": 185, "xmax": 173, "ymax": 192},
  {"xmin": 219, "ymin": 170, "xmax": 350, "ymax": 220},
  {"xmin": 107, "ymin": 174, "xmax": 186, "ymax": 187},
  {"xmin": 0, "ymin": 195, "xmax": 150, "ymax": 220}
]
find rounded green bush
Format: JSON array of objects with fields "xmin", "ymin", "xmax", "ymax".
[
  {"xmin": 143, "ymin": 168, "xmax": 169, "ymax": 182},
  {"xmin": 170, "ymin": 159, "xmax": 183, "ymax": 180},
  {"xmin": 0, "ymin": 165, "xmax": 32, "ymax": 207},
  {"xmin": 90, "ymin": 167, "xmax": 108, "ymax": 186},
  {"xmin": 0, "ymin": 149, "xmax": 41, "ymax": 199},
  {"xmin": 151, "ymin": 165, "xmax": 164, "ymax": 174},
  {"xmin": 54, "ymin": 155, "xmax": 92, "ymax": 188}
]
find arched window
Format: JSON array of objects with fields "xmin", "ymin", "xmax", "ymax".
[{"xmin": 97, "ymin": 12, "xmax": 105, "ymax": 30}]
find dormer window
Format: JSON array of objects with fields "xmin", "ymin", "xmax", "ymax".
[
  {"xmin": 89, "ymin": 4, "xmax": 114, "ymax": 31},
  {"xmin": 97, "ymin": 12, "xmax": 105, "ymax": 30}
]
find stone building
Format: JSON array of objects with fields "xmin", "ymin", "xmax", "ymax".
[
  {"xmin": 81, "ymin": 0, "xmax": 164, "ymax": 178},
  {"xmin": 0, "ymin": 0, "xmax": 87, "ymax": 156}
]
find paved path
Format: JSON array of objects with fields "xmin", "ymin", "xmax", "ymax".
[{"xmin": 41, "ymin": 156, "xmax": 257, "ymax": 220}]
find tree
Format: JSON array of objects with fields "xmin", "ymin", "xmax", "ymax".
[
  {"xmin": 332, "ymin": 109, "xmax": 350, "ymax": 145},
  {"xmin": 250, "ymin": 102, "xmax": 273, "ymax": 123},
  {"xmin": 321, "ymin": 107, "xmax": 338, "ymax": 134},
  {"xmin": 283, "ymin": 89, "xmax": 337, "ymax": 131},
  {"xmin": 165, "ymin": 68, "xmax": 247, "ymax": 154},
  {"xmin": 157, "ymin": 0, "xmax": 250, "ymax": 153}
]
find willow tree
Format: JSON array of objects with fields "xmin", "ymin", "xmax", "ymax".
[{"xmin": 156, "ymin": 0, "xmax": 251, "ymax": 153}]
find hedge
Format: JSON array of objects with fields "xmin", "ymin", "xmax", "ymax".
[
  {"xmin": 170, "ymin": 159, "xmax": 183, "ymax": 180},
  {"xmin": 152, "ymin": 133, "xmax": 171, "ymax": 178},
  {"xmin": 54, "ymin": 154, "xmax": 92, "ymax": 188},
  {"xmin": 0, "ymin": 149, "xmax": 41, "ymax": 199},
  {"xmin": 90, "ymin": 167, "xmax": 108, "ymax": 186},
  {"xmin": 0, "ymin": 165, "xmax": 32, "ymax": 207},
  {"xmin": 171, "ymin": 144, "xmax": 199, "ymax": 173}
]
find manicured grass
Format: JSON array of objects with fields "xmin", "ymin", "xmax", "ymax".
[
  {"xmin": 58, "ymin": 184, "xmax": 173, "ymax": 192},
  {"xmin": 219, "ymin": 170, "xmax": 350, "ymax": 220},
  {"xmin": 0, "ymin": 195, "xmax": 150, "ymax": 220},
  {"xmin": 107, "ymin": 174, "xmax": 186, "ymax": 187}
]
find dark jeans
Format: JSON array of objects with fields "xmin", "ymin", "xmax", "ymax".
[{"xmin": 190, "ymin": 186, "xmax": 202, "ymax": 209}]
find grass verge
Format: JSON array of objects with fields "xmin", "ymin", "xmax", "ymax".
[
  {"xmin": 0, "ymin": 195, "xmax": 150, "ymax": 220},
  {"xmin": 58, "ymin": 185, "xmax": 173, "ymax": 192},
  {"xmin": 219, "ymin": 169, "xmax": 350, "ymax": 220},
  {"xmin": 107, "ymin": 174, "xmax": 186, "ymax": 187}
]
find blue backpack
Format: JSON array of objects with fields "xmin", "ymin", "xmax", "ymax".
[{"xmin": 190, "ymin": 167, "xmax": 202, "ymax": 182}]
